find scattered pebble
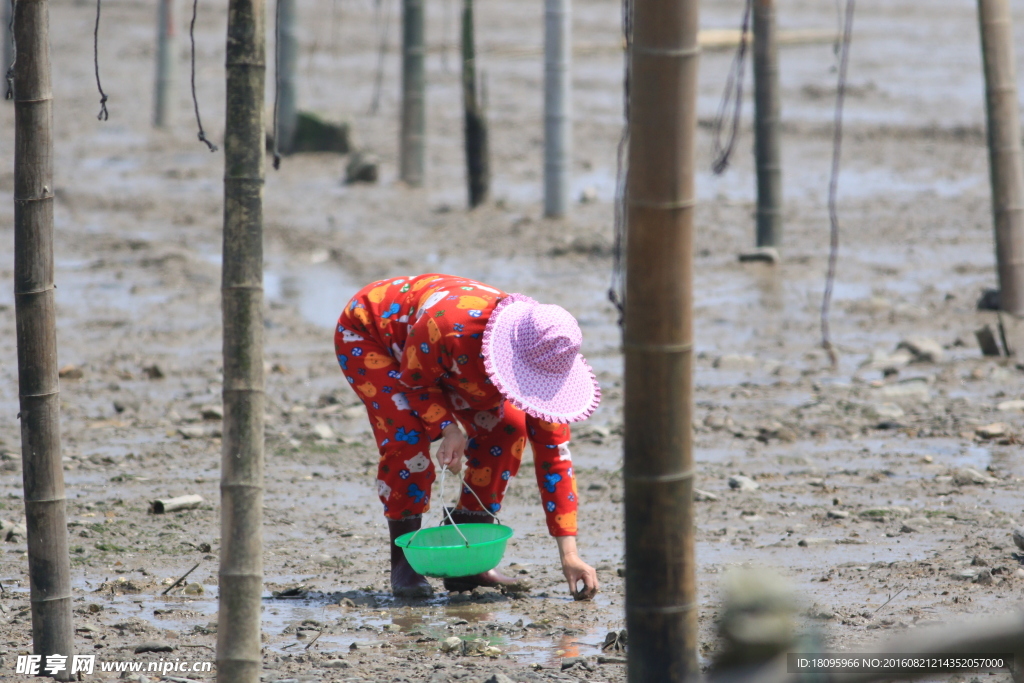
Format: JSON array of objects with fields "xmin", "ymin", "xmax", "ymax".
[
  {"xmin": 798, "ymin": 538, "xmax": 832, "ymax": 547},
  {"xmin": 728, "ymin": 475, "xmax": 759, "ymax": 491},
  {"xmin": 952, "ymin": 468, "xmax": 998, "ymax": 486},
  {"xmin": 897, "ymin": 336, "xmax": 944, "ymax": 363},
  {"xmin": 134, "ymin": 641, "xmax": 173, "ymax": 653},
  {"xmin": 975, "ymin": 422, "xmax": 1008, "ymax": 439},
  {"xmin": 996, "ymin": 399, "xmax": 1024, "ymax": 412},
  {"xmin": 694, "ymin": 489, "xmax": 719, "ymax": 502},
  {"xmin": 1011, "ymin": 528, "xmax": 1024, "ymax": 551},
  {"xmin": 440, "ymin": 636, "xmax": 462, "ymax": 653},
  {"xmin": 827, "ymin": 510, "xmax": 849, "ymax": 519}
]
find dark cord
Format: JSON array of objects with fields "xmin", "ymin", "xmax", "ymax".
[
  {"xmin": 190, "ymin": 0, "xmax": 217, "ymax": 152},
  {"xmin": 821, "ymin": 0, "xmax": 856, "ymax": 369},
  {"xmin": 93, "ymin": 0, "xmax": 109, "ymax": 120},
  {"xmin": 710, "ymin": 0, "xmax": 753, "ymax": 174}
]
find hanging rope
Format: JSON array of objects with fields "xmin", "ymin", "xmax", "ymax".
[
  {"xmin": 272, "ymin": 0, "xmax": 282, "ymax": 169},
  {"xmin": 367, "ymin": 0, "xmax": 392, "ymax": 115},
  {"xmin": 189, "ymin": 0, "xmax": 217, "ymax": 152},
  {"xmin": 820, "ymin": 0, "xmax": 856, "ymax": 369},
  {"xmin": 710, "ymin": 0, "xmax": 753, "ymax": 175},
  {"xmin": 608, "ymin": 0, "xmax": 633, "ymax": 326},
  {"xmin": 5, "ymin": 0, "xmax": 15, "ymax": 101},
  {"xmin": 93, "ymin": 0, "xmax": 109, "ymax": 120}
]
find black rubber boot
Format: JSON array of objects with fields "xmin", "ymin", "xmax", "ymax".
[
  {"xmin": 442, "ymin": 509, "xmax": 531, "ymax": 593},
  {"xmin": 388, "ymin": 517, "xmax": 433, "ymax": 598}
]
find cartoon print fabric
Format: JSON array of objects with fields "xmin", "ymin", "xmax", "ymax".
[{"xmin": 335, "ymin": 274, "xmax": 578, "ymax": 536}]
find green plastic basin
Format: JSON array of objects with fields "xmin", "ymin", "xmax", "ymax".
[{"xmin": 395, "ymin": 523, "xmax": 513, "ymax": 578}]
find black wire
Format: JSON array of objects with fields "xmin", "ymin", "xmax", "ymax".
[
  {"xmin": 368, "ymin": 0, "xmax": 391, "ymax": 115},
  {"xmin": 5, "ymin": 0, "xmax": 15, "ymax": 100},
  {"xmin": 608, "ymin": 0, "xmax": 633, "ymax": 326},
  {"xmin": 710, "ymin": 0, "xmax": 753, "ymax": 175},
  {"xmin": 272, "ymin": 0, "xmax": 282, "ymax": 169},
  {"xmin": 93, "ymin": 0, "xmax": 109, "ymax": 120},
  {"xmin": 190, "ymin": 0, "xmax": 217, "ymax": 152},
  {"xmin": 821, "ymin": 0, "xmax": 856, "ymax": 369}
]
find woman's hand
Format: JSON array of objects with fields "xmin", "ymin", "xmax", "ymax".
[
  {"xmin": 435, "ymin": 423, "xmax": 466, "ymax": 474},
  {"xmin": 556, "ymin": 536, "xmax": 599, "ymax": 600}
]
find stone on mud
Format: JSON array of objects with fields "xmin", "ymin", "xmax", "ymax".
[
  {"xmin": 440, "ymin": 636, "xmax": 462, "ymax": 653},
  {"xmin": 952, "ymin": 468, "xmax": 998, "ymax": 486},
  {"xmin": 997, "ymin": 399, "xmax": 1024, "ymax": 412},
  {"xmin": 1012, "ymin": 527, "xmax": 1024, "ymax": 551},
  {"xmin": 713, "ymin": 354, "xmax": 758, "ymax": 371},
  {"xmin": 975, "ymin": 422, "xmax": 1008, "ymax": 439},
  {"xmin": 897, "ymin": 336, "xmax": 944, "ymax": 363},
  {"xmin": 694, "ymin": 489, "xmax": 719, "ymax": 502},
  {"xmin": 728, "ymin": 475, "xmax": 759, "ymax": 491}
]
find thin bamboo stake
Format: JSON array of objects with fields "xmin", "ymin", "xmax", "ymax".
[
  {"xmin": 978, "ymin": 0, "xmax": 1024, "ymax": 316},
  {"xmin": 622, "ymin": 0, "xmax": 700, "ymax": 679},
  {"xmin": 12, "ymin": 1, "xmax": 75, "ymax": 678},
  {"xmin": 752, "ymin": 0, "xmax": 781, "ymax": 248},
  {"xmin": 543, "ymin": 0, "xmax": 571, "ymax": 217},
  {"xmin": 400, "ymin": 0, "xmax": 425, "ymax": 186},
  {"xmin": 276, "ymin": 0, "xmax": 298, "ymax": 153},
  {"xmin": 461, "ymin": 0, "xmax": 488, "ymax": 208},
  {"xmin": 217, "ymin": 0, "xmax": 266, "ymax": 680},
  {"xmin": 153, "ymin": 0, "xmax": 176, "ymax": 127}
]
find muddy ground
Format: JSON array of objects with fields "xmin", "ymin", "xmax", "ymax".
[{"xmin": 2, "ymin": 0, "xmax": 1024, "ymax": 681}]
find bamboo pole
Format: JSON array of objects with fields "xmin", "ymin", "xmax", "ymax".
[
  {"xmin": 752, "ymin": 0, "xmax": 781, "ymax": 248},
  {"xmin": 153, "ymin": 0, "xmax": 176, "ymax": 127},
  {"xmin": 276, "ymin": 0, "xmax": 298, "ymax": 154},
  {"xmin": 461, "ymin": 0, "xmax": 489, "ymax": 208},
  {"xmin": 543, "ymin": 0, "xmax": 571, "ymax": 217},
  {"xmin": 978, "ymin": 0, "xmax": 1024, "ymax": 316},
  {"xmin": 622, "ymin": 0, "xmax": 700, "ymax": 679},
  {"xmin": 400, "ymin": 0, "xmax": 425, "ymax": 186},
  {"xmin": 12, "ymin": 1, "xmax": 75, "ymax": 678},
  {"xmin": 217, "ymin": 0, "xmax": 266, "ymax": 680}
]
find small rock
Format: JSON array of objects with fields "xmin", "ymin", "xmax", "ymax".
[
  {"xmin": 598, "ymin": 655, "xmax": 628, "ymax": 664},
  {"xmin": 177, "ymin": 426, "xmax": 208, "ymax": 440},
  {"xmin": 879, "ymin": 380, "xmax": 931, "ymax": 402},
  {"xmin": 728, "ymin": 475, "xmax": 759, "ymax": 491},
  {"xmin": 952, "ymin": 468, "xmax": 998, "ymax": 486},
  {"xmin": 440, "ymin": 636, "xmax": 462, "ymax": 653},
  {"xmin": 183, "ymin": 582, "xmax": 204, "ymax": 595},
  {"xmin": 975, "ymin": 423, "xmax": 1008, "ymax": 439},
  {"xmin": 827, "ymin": 510, "xmax": 849, "ymax": 519},
  {"xmin": 58, "ymin": 364, "xmax": 84, "ymax": 379},
  {"xmin": 953, "ymin": 569, "xmax": 979, "ymax": 581},
  {"xmin": 143, "ymin": 364, "xmax": 165, "ymax": 379},
  {"xmin": 322, "ymin": 659, "xmax": 349, "ymax": 669},
  {"xmin": 738, "ymin": 247, "xmax": 780, "ymax": 264},
  {"xmin": 900, "ymin": 523, "xmax": 918, "ymax": 533},
  {"xmin": 483, "ymin": 646, "xmax": 502, "ymax": 658},
  {"xmin": 200, "ymin": 405, "xmax": 223, "ymax": 421},
  {"xmin": 562, "ymin": 657, "xmax": 582, "ymax": 670},
  {"xmin": 345, "ymin": 150, "xmax": 379, "ymax": 184},
  {"xmin": 714, "ymin": 354, "xmax": 758, "ymax": 371},
  {"xmin": 975, "ymin": 568, "xmax": 994, "ymax": 585},
  {"xmin": 5, "ymin": 523, "xmax": 26, "ymax": 542},
  {"xmin": 865, "ymin": 402, "xmax": 905, "ymax": 421},
  {"xmin": 312, "ymin": 423, "xmax": 336, "ymax": 441},
  {"xmin": 483, "ymin": 674, "xmax": 515, "ymax": 683},
  {"xmin": 896, "ymin": 337, "xmax": 944, "ymax": 363},
  {"xmin": 135, "ymin": 642, "xmax": 174, "ymax": 653},
  {"xmin": 1011, "ymin": 528, "xmax": 1024, "ymax": 551},
  {"xmin": 997, "ymin": 399, "xmax": 1024, "ymax": 412},
  {"xmin": 694, "ymin": 489, "xmax": 719, "ymax": 502},
  {"xmin": 579, "ymin": 186, "xmax": 599, "ymax": 203},
  {"xmin": 798, "ymin": 538, "xmax": 833, "ymax": 547}
]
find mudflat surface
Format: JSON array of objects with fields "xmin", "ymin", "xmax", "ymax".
[{"xmin": 1, "ymin": 0, "xmax": 1024, "ymax": 681}]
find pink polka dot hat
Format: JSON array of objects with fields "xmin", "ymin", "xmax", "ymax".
[{"xmin": 482, "ymin": 293, "xmax": 601, "ymax": 423}]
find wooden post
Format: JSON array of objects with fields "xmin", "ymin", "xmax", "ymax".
[
  {"xmin": 400, "ymin": 0, "xmax": 425, "ymax": 186},
  {"xmin": 275, "ymin": 0, "xmax": 298, "ymax": 154},
  {"xmin": 752, "ymin": 0, "xmax": 781, "ymax": 248},
  {"xmin": 461, "ymin": 0, "xmax": 489, "ymax": 207},
  {"xmin": 12, "ymin": 0, "xmax": 75, "ymax": 678},
  {"xmin": 543, "ymin": 0, "xmax": 571, "ymax": 217},
  {"xmin": 978, "ymin": 0, "xmax": 1024, "ymax": 316},
  {"xmin": 217, "ymin": 0, "xmax": 266, "ymax": 680},
  {"xmin": 153, "ymin": 0, "xmax": 177, "ymax": 127},
  {"xmin": 622, "ymin": 0, "xmax": 699, "ymax": 680}
]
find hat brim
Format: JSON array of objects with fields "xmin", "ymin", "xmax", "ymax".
[{"xmin": 482, "ymin": 294, "xmax": 601, "ymax": 423}]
